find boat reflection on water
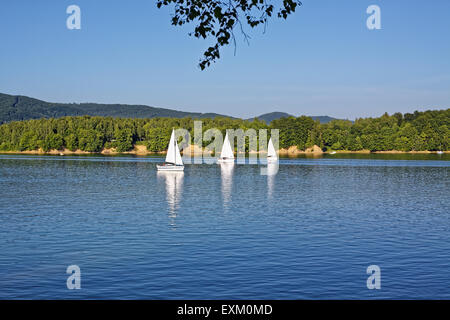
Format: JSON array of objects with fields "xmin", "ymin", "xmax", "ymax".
[
  {"xmin": 266, "ymin": 162, "xmax": 278, "ymax": 198},
  {"xmin": 157, "ymin": 171, "xmax": 184, "ymax": 224},
  {"xmin": 220, "ymin": 162, "xmax": 234, "ymax": 209}
]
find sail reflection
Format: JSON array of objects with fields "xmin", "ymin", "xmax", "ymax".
[
  {"xmin": 158, "ymin": 171, "xmax": 184, "ymax": 223},
  {"xmin": 267, "ymin": 162, "xmax": 278, "ymax": 198},
  {"xmin": 220, "ymin": 162, "xmax": 234, "ymax": 208}
]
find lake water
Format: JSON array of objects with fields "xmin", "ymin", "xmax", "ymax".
[{"xmin": 0, "ymin": 154, "xmax": 449, "ymax": 299}]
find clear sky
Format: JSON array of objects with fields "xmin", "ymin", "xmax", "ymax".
[{"xmin": 1, "ymin": 0, "xmax": 449, "ymax": 119}]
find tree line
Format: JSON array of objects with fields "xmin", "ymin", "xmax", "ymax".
[{"xmin": 0, "ymin": 109, "xmax": 448, "ymax": 153}]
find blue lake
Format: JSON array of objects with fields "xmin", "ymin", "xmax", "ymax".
[{"xmin": 0, "ymin": 154, "xmax": 449, "ymax": 299}]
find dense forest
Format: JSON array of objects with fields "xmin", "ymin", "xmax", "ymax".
[{"xmin": 0, "ymin": 109, "xmax": 448, "ymax": 153}]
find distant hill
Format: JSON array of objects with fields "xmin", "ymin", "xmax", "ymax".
[
  {"xmin": 0, "ymin": 93, "xmax": 229, "ymax": 124},
  {"xmin": 310, "ymin": 116, "xmax": 339, "ymax": 123},
  {"xmin": 251, "ymin": 112, "xmax": 339, "ymax": 124},
  {"xmin": 248, "ymin": 112, "xmax": 293, "ymax": 123},
  {"xmin": 0, "ymin": 92, "xmax": 342, "ymax": 124}
]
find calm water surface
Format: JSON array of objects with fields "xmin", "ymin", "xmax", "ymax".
[{"xmin": 0, "ymin": 154, "xmax": 449, "ymax": 299}]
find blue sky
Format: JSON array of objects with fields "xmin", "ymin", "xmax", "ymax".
[{"xmin": 1, "ymin": 0, "xmax": 449, "ymax": 119}]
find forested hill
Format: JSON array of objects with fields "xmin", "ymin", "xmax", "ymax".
[
  {"xmin": 0, "ymin": 93, "xmax": 229, "ymax": 124},
  {"xmin": 1, "ymin": 92, "xmax": 345, "ymax": 124}
]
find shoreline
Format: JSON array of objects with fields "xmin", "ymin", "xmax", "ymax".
[{"xmin": 0, "ymin": 145, "xmax": 448, "ymax": 156}]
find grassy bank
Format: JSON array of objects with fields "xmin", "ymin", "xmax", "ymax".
[{"xmin": 1, "ymin": 144, "xmax": 448, "ymax": 156}]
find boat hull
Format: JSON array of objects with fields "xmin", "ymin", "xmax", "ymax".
[
  {"xmin": 217, "ymin": 158, "xmax": 235, "ymax": 164},
  {"xmin": 267, "ymin": 158, "xmax": 278, "ymax": 163},
  {"xmin": 157, "ymin": 164, "xmax": 184, "ymax": 171}
]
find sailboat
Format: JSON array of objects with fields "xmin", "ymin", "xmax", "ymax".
[
  {"xmin": 157, "ymin": 129, "xmax": 184, "ymax": 171},
  {"xmin": 267, "ymin": 137, "xmax": 278, "ymax": 163},
  {"xmin": 218, "ymin": 132, "xmax": 235, "ymax": 163}
]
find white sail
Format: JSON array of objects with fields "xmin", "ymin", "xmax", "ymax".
[
  {"xmin": 165, "ymin": 130, "xmax": 176, "ymax": 164},
  {"xmin": 174, "ymin": 140, "xmax": 183, "ymax": 165},
  {"xmin": 267, "ymin": 137, "xmax": 277, "ymax": 159},
  {"xmin": 220, "ymin": 132, "xmax": 234, "ymax": 159},
  {"xmin": 165, "ymin": 130, "xmax": 183, "ymax": 165}
]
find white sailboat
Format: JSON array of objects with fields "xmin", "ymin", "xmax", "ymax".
[
  {"xmin": 218, "ymin": 132, "xmax": 235, "ymax": 163},
  {"xmin": 157, "ymin": 129, "xmax": 184, "ymax": 171},
  {"xmin": 267, "ymin": 137, "xmax": 278, "ymax": 163}
]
